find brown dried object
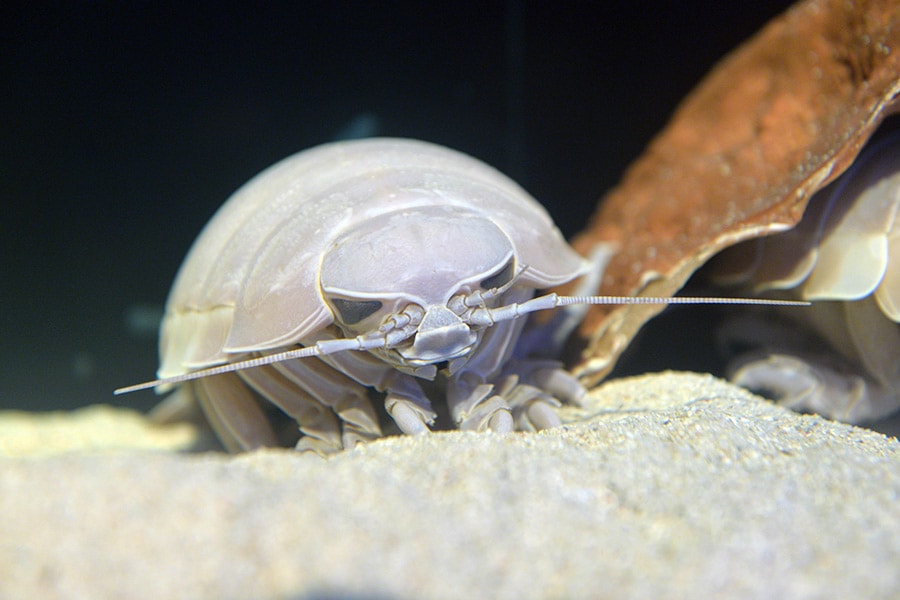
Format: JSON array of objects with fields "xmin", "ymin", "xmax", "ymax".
[{"xmin": 570, "ymin": 0, "xmax": 900, "ymax": 412}]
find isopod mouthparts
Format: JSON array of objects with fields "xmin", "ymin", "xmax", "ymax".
[{"xmin": 117, "ymin": 138, "xmax": 807, "ymax": 453}]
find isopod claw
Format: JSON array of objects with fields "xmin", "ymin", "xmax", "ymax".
[
  {"xmin": 385, "ymin": 396, "xmax": 434, "ymax": 435},
  {"xmin": 529, "ymin": 365, "xmax": 588, "ymax": 408},
  {"xmin": 487, "ymin": 409, "xmax": 515, "ymax": 434},
  {"xmin": 523, "ymin": 400, "xmax": 562, "ymax": 431},
  {"xmin": 455, "ymin": 389, "xmax": 510, "ymax": 432},
  {"xmin": 462, "ymin": 402, "xmax": 513, "ymax": 433}
]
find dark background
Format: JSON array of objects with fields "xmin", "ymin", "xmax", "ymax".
[{"xmin": 2, "ymin": 2, "xmax": 794, "ymax": 412}]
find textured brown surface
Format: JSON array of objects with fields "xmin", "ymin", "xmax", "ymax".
[{"xmin": 571, "ymin": 0, "xmax": 900, "ymax": 383}]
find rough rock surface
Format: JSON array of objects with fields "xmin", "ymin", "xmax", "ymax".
[{"xmin": 2, "ymin": 372, "xmax": 899, "ymax": 599}]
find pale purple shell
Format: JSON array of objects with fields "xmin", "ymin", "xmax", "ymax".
[{"xmin": 159, "ymin": 138, "xmax": 585, "ymax": 379}]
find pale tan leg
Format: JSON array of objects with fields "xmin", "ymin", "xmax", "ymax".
[
  {"xmin": 722, "ymin": 299, "xmax": 900, "ymax": 423},
  {"xmin": 311, "ymin": 338, "xmax": 437, "ymax": 435},
  {"xmin": 380, "ymin": 374, "xmax": 438, "ymax": 434},
  {"xmin": 490, "ymin": 374, "xmax": 561, "ymax": 431},
  {"xmin": 147, "ymin": 384, "xmax": 203, "ymax": 424},
  {"xmin": 446, "ymin": 371, "xmax": 514, "ymax": 433},
  {"xmin": 729, "ymin": 352, "xmax": 899, "ymax": 423},
  {"xmin": 194, "ymin": 373, "xmax": 279, "ymax": 452},
  {"xmin": 273, "ymin": 357, "xmax": 382, "ymax": 447},
  {"xmin": 238, "ymin": 365, "xmax": 343, "ymax": 455},
  {"xmin": 497, "ymin": 358, "xmax": 588, "ymax": 430},
  {"xmin": 448, "ymin": 306, "xmax": 586, "ymax": 432}
]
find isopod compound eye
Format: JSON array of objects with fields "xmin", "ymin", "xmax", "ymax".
[
  {"xmin": 330, "ymin": 298, "xmax": 383, "ymax": 325},
  {"xmin": 480, "ymin": 259, "xmax": 515, "ymax": 290}
]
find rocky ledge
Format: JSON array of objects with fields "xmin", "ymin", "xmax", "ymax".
[{"xmin": 2, "ymin": 372, "xmax": 898, "ymax": 599}]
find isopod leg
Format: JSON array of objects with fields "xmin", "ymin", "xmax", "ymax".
[
  {"xmin": 313, "ymin": 343, "xmax": 438, "ymax": 435},
  {"xmin": 448, "ymin": 367, "xmax": 580, "ymax": 433},
  {"xmin": 450, "ymin": 360, "xmax": 589, "ymax": 432},
  {"xmin": 238, "ymin": 365, "xmax": 344, "ymax": 454},
  {"xmin": 501, "ymin": 359, "xmax": 590, "ymax": 430},
  {"xmin": 446, "ymin": 373, "xmax": 515, "ymax": 433},
  {"xmin": 272, "ymin": 357, "xmax": 383, "ymax": 447},
  {"xmin": 381, "ymin": 374, "xmax": 437, "ymax": 434},
  {"xmin": 506, "ymin": 359, "xmax": 587, "ymax": 407},
  {"xmin": 492, "ymin": 373, "xmax": 562, "ymax": 431},
  {"xmin": 720, "ymin": 300, "xmax": 900, "ymax": 423},
  {"xmin": 194, "ymin": 372, "xmax": 279, "ymax": 452},
  {"xmin": 730, "ymin": 352, "xmax": 899, "ymax": 423},
  {"xmin": 384, "ymin": 394, "xmax": 434, "ymax": 434}
]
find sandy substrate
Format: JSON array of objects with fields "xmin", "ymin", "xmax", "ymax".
[{"xmin": 2, "ymin": 372, "xmax": 899, "ymax": 599}]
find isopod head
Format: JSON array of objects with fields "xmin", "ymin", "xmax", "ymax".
[{"xmin": 320, "ymin": 205, "xmax": 520, "ymax": 370}]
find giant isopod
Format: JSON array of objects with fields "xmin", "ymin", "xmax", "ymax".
[{"xmin": 116, "ymin": 138, "xmax": 802, "ymax": 453}]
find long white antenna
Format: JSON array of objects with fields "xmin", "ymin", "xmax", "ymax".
[
  {"xmin": 114, "ymin": 346, "xmax": 321, "ymax": 394},
  {"xmin": 114, "ymin": 331, "xmax": 398, "ymax": 395},
  {"xmin": 115, "ymin": 294, "xmax": 810, "ymax": 395},
  {"xmin": 466, "ymin": 293, "xmax": 809, "ymax": 326}
]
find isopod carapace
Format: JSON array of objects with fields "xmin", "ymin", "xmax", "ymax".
[
  {"xmin": 117, "ymin": 138, "xmax": 802, "ymax": 453},
  {"xmin": 150, "ymin": 138, "xmax": 591, "ymax": 452},
  {"xmin": 158, "ymin": 138, "xmax": 586, "ymax": 377}
]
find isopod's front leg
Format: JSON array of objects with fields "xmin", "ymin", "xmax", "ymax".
[
  {"xmin": 315, "ymin": 343, "xmax": 438, "ymax": 435},
  {"xmin": 499, "ymin": 358, "xmax": 588, "ymax": 430},
  {"xmin": 448, "ymin": 364, "xmax": 585, "ymax": 433},
  {"xmin": 381, "ymin": 373, "xmax": 439, "ymax": 434},
  {"xmin": 446, "ymin": 370, "xmax": 516, "ymax": 433},
  {"xmin": 237, "ymin": 364, "xmax": 346, "ymax": 454},
  {"xmin": 268, "ymin": 357, "xmax": 382, "ymax": 448},
  {"xmin": 447, "ymin": 307, "xmax": 588, "ymax": 432},
  {"xmin": 445, "ymin": 302, "xmax": 527, "ymax": 432}
]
